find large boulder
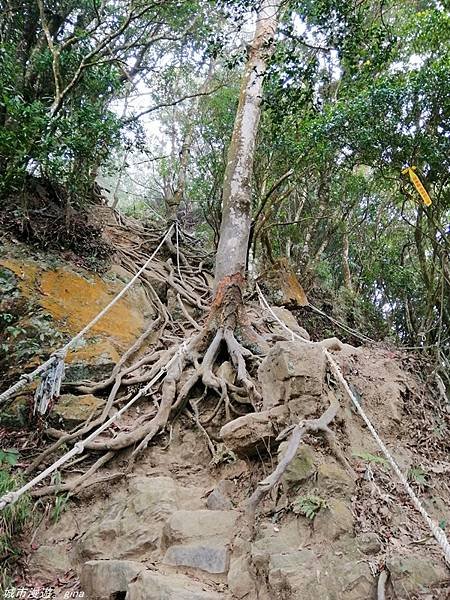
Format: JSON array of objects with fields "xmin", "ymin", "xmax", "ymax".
[
  {"xmin": 386, "ymin": 554, "xmax": 449, "ymax": 598},
  {"xmin": 162, "ymin": 509, "xmax": 239, "ymax": 574},
  {"xmin": 29, "ymin": 544, "xmax": 72, "ymax": 582},
  {"xmin": 219, "ymin": 406, "xmax": 288, "ymax": 457},
  {"xmin": 206, "ymin": 480, "xmax": 234, "ymax": 511},
  {"xmin": 81, "ymin": 561, "xmax": 222, "ymax": 600},
  {"xmin": 127, "ymin": 571, "xmax": 222, "ymax": 600},
  {"xmin": 316, "ymin": 461, "xmax": 355, "ymax": 499},
  {"xmin": 258, "ymin": 341, "xmax": 326, "ymax": 417},
  {"xmin": 251, "ymin": 521, "xmax": 375, "ymax": 599},
  {"xmin": 227, "ymin": 556, "xmax": 256, "ymax": 599},
  {"xmin": 277, "ymin": 442, "xmax": 317, "ymax": 488},
  {"xmin": 51, "ymin": 393, "xmax": 105, "ymax": 428},
  {"xmin": 313, "ymin": 498, "xmax": 354, "ymax": 541},
  {"xmin": 80, "ymin": 560, "xmax": 144, "ymax": 600},
  {"xmin": 0, "ymin": 252, "xmax": 153, "ymax": 395},
  {"xmin": 259, "ymin": 258, "xmax": 308, "ymax": 307},
  {"xmin": 266, "ymin": 306, "xmax": 310, "ymax": 341}
]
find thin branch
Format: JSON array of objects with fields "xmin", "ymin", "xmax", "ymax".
[
  {"xmin": 49, "ymin": 3, "xmax": 159, "ymax": 116},
  {"xmin": 252, "ymin": 168, "xmax": 294, "ymax": 226},
  {"xmin": 124, "ymin": 86, "xmax": 224, "ymax": 123}
]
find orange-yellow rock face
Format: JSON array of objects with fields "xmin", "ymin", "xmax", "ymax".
[
  {"xmin": 39, "ymin": 269, "xmax": 144, "ymax": 346},
  {"xmin": 0, "ymin": 258, "xmax": 40, "ymax": 296},
  {"xmin": 0, "ymin": 257, "xmax": 145, "ymax": 353},
  {"xmin": 66, "ymin": 339, "xmax": 121, "ymax": 366},
  {"xmin": 260, "ymin": 258, "xmax": 309, "ymax": 307}
]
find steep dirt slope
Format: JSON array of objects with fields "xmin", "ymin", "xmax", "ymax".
[
  {"xmin": 14, "ymin": 341, "xmax": 450, "ymax": 599},
  {"xmin": 1, "ymin": 225, "xmax": 449, "ymax": 600}
]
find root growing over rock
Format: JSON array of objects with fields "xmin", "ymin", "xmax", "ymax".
[
  {"xmin": 246, "ymin": 395, "xmax": 339, "ymax": 527},
  {"xmin": 26, "ymin": 224, "xmax": 350, "ymax": 530}
]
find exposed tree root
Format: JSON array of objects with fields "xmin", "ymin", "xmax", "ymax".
[
  {"xmin": 26, "ymin": 317, "xmax": 172, "ymax": 474},
  {"xmin": 185, "ymin": 407, "xmax": 216, "ymax": 456},
  {"xmin": 31, "ymin": 451, "xmax": 116, "ymax": 498},
  {"xmin": 82, "ymin": 289, "xmax": 264, "ymax": 456},
  {"xmin": 28, "ymin": 269, "xmax": 266, "ymax": 484},
  {"xmin": 68, "ymin": 315, "xmax": 166, "ymax": 393},
  {"xmin": 377, "ymin": 570, "xmax": 389, "ymax": 600},
  {"xmin": 25, "ymin": 230, "xmax": 354, "ymax": 510},
  {"xmin": 245, "ymin": 395, "xmax": 340, "ymax": 528},
  {"xmin": 35, "ymin": 473, "xmax": 125, "ymax": 499}
]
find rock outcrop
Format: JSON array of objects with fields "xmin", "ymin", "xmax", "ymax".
[
  {"xmin": 0, "ymin": 250, "xmax": 153, "ymax": 396},
  {"xmin": 81, "ymin": 560, "xmax": 222, "ymax": 600},
  {"xmin": 258, "ymin": 340, "xmax": 327, "ymax": 418},
  {"xmin": 219, "ymin": 406, "xmax": 288, "ymax": 457},
  {"xmin": 162, "ymin": 509, "xmax": 239, "ymax": 574},
  {"xmin": 76, "ymin": 476, "xmax": 201, "ymax": 561}
]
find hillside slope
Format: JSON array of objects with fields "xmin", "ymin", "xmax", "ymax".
[{"xmin": 1, "ymin": 215, "xmax": 449, "ymax": 600}]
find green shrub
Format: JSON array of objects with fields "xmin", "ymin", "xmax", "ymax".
[
  {"xmin": 0, "ymin": 451, "xmax": 34, "ymax": 574},
  {"xmin": 293, "ymin": 494, "xmax": 328, "ymax": 520}
]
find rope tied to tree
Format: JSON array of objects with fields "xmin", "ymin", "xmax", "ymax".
[
  {"xmin": 256, "ymin": 283, "xmax": 450, "ymax": 568},
  {"xmin": 0, "ymin": 225, "xmax": 174, "ymax": 411}
]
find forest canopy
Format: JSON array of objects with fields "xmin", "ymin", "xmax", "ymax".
[{"xmin": 0, "ymin": 0, "xmax": 449, "ymax": 370}]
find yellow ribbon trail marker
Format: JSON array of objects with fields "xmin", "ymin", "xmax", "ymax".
[{"xmin": 402, "ymin": 166, "xmax": 432, "ymax": 206}]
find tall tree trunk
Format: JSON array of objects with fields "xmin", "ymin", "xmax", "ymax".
[
  {"xmin": 342, "ymin": 231, "xmax": 353, "ymax": 292},
  {"xmin": 111, "ymin": 93, "xmax": 130, "ymax": 210},
  {"xmin": 166, "ymin": 61, "xmax": 215, "ymax": 223},
  {"xmin": 214, "ymin": 0, "xmax": 281, "ymax": 289}
]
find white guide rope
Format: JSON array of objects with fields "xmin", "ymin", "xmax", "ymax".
[
  {"xmin": 256, "ymin": 283, "xmax": 450, "ymax": 567},
  {"xmin": 0, "ymin": 225, "xmax": 174, "ymax": 405},
  {"xmin": 0, "ymin": 341, "xmax": 187, "ymax": 511}
]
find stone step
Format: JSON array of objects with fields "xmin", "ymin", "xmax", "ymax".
[
  {"xmin": 81, "ymin": 560, "xmax": 222, "ymax": 600},
  {"xmin": 162, "ymin": 509, "xmax": 239, "ymax": 574}
]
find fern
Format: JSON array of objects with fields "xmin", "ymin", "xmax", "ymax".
[
  {"xmin": 408, "ymin": 466, "xmax": 428, "ymax": 486},
  {"xmin": 353, "ymin": 451, "xmax": 390, "ymax": 469},
  {"xmin": 293, "ymin": 494, "xmax": 328, "ymax": 520}
]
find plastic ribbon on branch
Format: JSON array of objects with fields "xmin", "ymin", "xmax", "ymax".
[
  {"xmin": 402, "ymin": 165, "xmax": 432, "ymax": 206},
  {"xmin": 33, "ymin": 350, "xmax": 67, "ymax": 415}
]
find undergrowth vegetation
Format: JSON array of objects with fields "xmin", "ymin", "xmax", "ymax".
[{"xmin": 0, "ymin": 450, "xmax": 33, "ymax": 585}]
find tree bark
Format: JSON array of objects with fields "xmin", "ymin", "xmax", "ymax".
[
  {"xmin": 342, "ymin": 231, "xmax": 353, "ymax": 291},
  {"xmin": 214, "ymin": 0, "xmax": 281, "ymax": 289}
]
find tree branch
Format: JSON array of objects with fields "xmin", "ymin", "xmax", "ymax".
[{"xmin": 124, "ymin": 86, "xmax": 224, "ymax": 123}]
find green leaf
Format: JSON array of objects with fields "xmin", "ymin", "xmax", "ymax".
[
  {"xmin": 0, "ymin": 449, "xmax": 19, "ymax": 467},
  {"xmin": 408, "ymin": 466, "xmax": 428, "ymax": 486},
  {"xmin": 353, "ymin": 451, "xmax": 390, "ymax": 469},
  {"xmin": 293, "ymin": 494, "xmax": 328, "ymax": 520}
]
